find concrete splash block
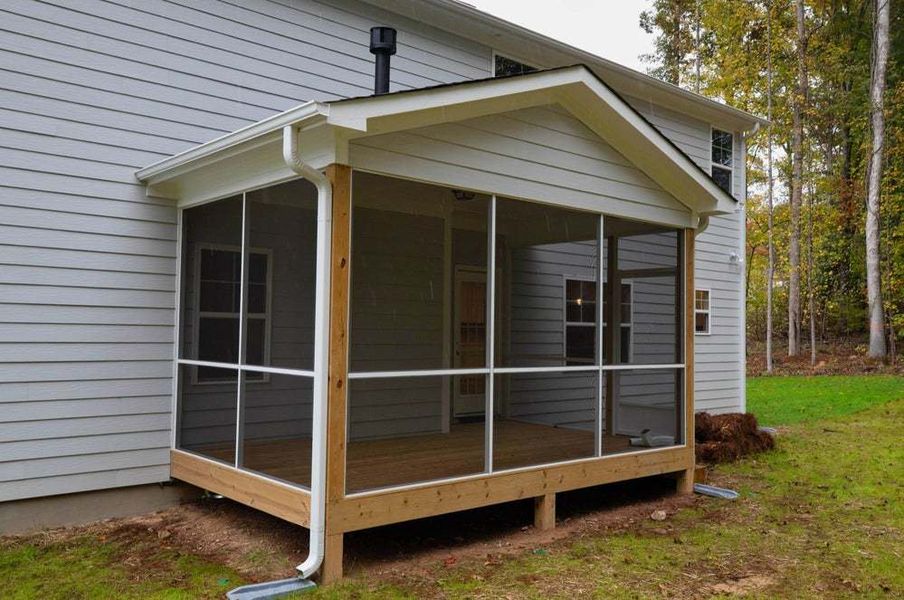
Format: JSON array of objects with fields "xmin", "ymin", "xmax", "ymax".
[{"xmin": 227, "ymin": 577, "xmax": 317, "ymax": 599}]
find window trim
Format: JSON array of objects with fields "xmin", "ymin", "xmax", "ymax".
[
  {"xmin": 710, "ymin": 127, "xmax": 734, "ymax": 196},
  {"xmin": 694, "ymin": 288, "xmax": 712, "ymax": 336},
  {"xmin": 191, "ymin": 242, "xmax": 273, "ymax": 385},
  {"xmin": 492, "ymin": 50, "xmax": 540, "ymax": 76},
  {"xmin": 562, "ymin": 276, "xmax": 633, "ymax": 364}
]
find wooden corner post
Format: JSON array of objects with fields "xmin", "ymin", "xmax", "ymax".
[
  {"xmin": 677, "ymin": 228, "xmax": 696, "ymax": 494},
  {"xmin": 534, "ymin": 493, "xmax": 556, "ymax": 531},
  {"xmin": 321, "ymin": 163, "xmax": 352, "ymax": 584}
]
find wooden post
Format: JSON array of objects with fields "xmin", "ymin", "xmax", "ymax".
[
  {"xmin": 321, "ymin": 532, "xmax": 344, "ymax": 584},
  {"xmin": 320, "ymin": 163, "xmax": 352, "ymax": 583},
  {"xmin": 534, "ymin": 493, "xmax": 556, "ymax": 531},
  {"xmin": 677, "ymin": 228, "xmax": 696, "ymax": 494}
]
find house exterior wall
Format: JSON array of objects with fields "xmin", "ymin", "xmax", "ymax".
[
  {"xmin": 0, "ymin": 0, "xmax": 491, "ymax": 503},
  {"xmin": 624, "ymin": 96, "xmax": 746, "ymax": 414},
  {"xmin": 0, "ymin": 0, "xmax": 745, "ymax": 504}
]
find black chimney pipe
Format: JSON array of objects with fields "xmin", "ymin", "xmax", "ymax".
[{"xmin": 369, "ymin": 26, "xmax": 397, "ymax": 95}]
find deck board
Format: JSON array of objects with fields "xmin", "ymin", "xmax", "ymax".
[{"xmin": 197, "ymin": 420, "xmax": 633, "ymax": 493}]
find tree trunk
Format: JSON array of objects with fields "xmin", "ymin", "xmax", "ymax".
[
  {"xmin": 788, "ymin": 0, "xmax": 807, "ymax": 357},
  {"xmin": 808, "ymin": 170, "xmax": 817, "ymax": 366},
  {"xmin": 865, "ymin": 0, "xmax": 889, "ymax": 359},
  {"xmin": 765, "ymin": 0, "xmax": 775, "ymax": 374}
]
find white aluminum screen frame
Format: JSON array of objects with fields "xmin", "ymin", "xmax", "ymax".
[
  {"xmin": 346, "ymin": 181, "xmax": 688, "ymax": 495},
  {"xmin": 172, "ymin": 181, "xmax": 326, "ymax": 492}
]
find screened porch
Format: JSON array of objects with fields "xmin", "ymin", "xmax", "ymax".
[{"xmin": 175, "ymin": 171, "xmax": 686, "ymax": 495}]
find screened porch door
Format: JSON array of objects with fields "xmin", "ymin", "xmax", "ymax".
[{"xmin": 453, "ymin": 267, "xmax": 487, "ymax": 417}]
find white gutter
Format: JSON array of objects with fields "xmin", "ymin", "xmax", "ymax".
[{"xmin": 282, "ymin": 124, "xmax": 332, "ymax": 579}]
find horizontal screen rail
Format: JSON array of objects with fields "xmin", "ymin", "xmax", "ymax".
[
  {"xmin": 177, "ymin": 359, "xmax": 315, "ymax": 378},
  {"xmin": 347, "ymin": 363, "xmax": 685, "ymax": 379}
]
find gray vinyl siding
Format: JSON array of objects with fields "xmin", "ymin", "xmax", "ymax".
[
  {"xmin": 350, "ymin": 105, "xmax": 692, "ymax": 227},
  {"xmin": 625, "ymin": 96, "xmax": 745, "ymax": 415},
  {"xmin": 0, "ymin": 0, "xmax": 491, "ymax": 502}
]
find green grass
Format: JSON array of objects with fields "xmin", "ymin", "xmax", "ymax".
[
  {"xmin": 0, "ymin": 533, "xmax": 245, "ymax": 599},
  {"xmin": 3, "ymin": 375, "xmax": 903, "ymax": 599},
  {"xmin": 747, "ymin": 374, "xmax": 904, "ymax": 425}
]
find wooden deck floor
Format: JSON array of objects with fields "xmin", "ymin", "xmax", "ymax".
[{"xmin": 198, "ymin": 420, "xmax": 632, "ymax": 493}]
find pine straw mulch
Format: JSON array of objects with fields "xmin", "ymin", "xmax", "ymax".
[{"xmin": 695, "ymin": 412, "xmax": 775, "ymax": 464}]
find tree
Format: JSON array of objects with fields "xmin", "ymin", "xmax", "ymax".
[
  {"xmin": 865, "ymin": 0, "xmax": 890, "ymax": 359},
  {"xmin": 765, "ymin": 0, "xmax": 776, "ymax": 373},
  {"xmin": 788, "ymin": 0, "xmax": 809, "ymax": 357},
  {"xmin": 640, "ymin": 0, "xmax": 698, "ymax": 86}
]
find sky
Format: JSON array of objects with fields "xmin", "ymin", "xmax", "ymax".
[{"xmin": 469, "ymin": 0, "xmax": 656, "ymax": 72}]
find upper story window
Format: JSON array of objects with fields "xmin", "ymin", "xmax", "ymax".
[
  {"xmin": 494, "ymin": 54, "xmax": 538, "ymax": 77},
  {"xmin": 711, "ymin": 129, "xmax": 733, "ymax": 195}
]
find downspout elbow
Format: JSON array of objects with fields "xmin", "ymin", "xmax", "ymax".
[{"xmin": 283, "ymin": 124, "xmax": 331, "ymax": 580}]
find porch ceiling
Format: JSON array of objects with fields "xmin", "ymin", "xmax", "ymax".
[{"xmin": 135, "ymin": 65, "xmax": 736, "ymax": 221}]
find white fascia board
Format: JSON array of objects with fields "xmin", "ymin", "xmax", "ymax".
[
  {"xmin": 135, "ymin": 102, "xmax": 328, "ymax": 185},
  {"xmin": 562, "ymin": 77, "xmax": 735, "ymax": 216}
]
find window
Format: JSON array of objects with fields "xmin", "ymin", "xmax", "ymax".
[
  {"xmin": 195, "ymin": 245, "xmax": 270, "ymax": 382},
  {"xmin": 711, "ymin": 129, "xmax": 733, "ymax": 195},
  {"xmin": 565, "ymin": 278, "xmax": 596, "ymax": 364},
  {"xmin": 606, "ymin": 281, "xmax": 633, "ymax": 362},
  {"xmin": 564, "ymin": 279, "xmax": 632, "ymax": 364},
  {"xmin": 494, "ymin": 54, "xmax": 538, "ymax": 77},
  {"xmin": 695, "ymin": 289, "xmax": 711, "ymax": 334}
]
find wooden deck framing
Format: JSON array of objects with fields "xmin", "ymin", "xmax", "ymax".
[{"xmin": 167, "ymin": 166, "xmax": 697, "ymax": 584}]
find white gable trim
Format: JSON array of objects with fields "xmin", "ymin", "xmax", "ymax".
[{"xmin": 136, "ymin": 66, "xmax": 734, "ymax": 220}]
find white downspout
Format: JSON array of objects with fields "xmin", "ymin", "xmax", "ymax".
[{"xmin": 282, "ymin": 124, "xmax": 332, "ymax": 579}]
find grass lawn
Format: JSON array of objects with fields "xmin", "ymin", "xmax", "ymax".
[
  {"xmin": 2, "ymin": 374, "xmax": 902, "ymax": 599},
  {"xmin": 747, "ymin": 374, "xmax": 904, "ymax": 425}
]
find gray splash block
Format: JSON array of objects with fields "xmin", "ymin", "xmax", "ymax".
[{"xmin": 226, "ymin": 577, "xmax": 317, "ymax": 599}]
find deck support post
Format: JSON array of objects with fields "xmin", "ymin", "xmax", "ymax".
[
  {"xmin": 320, "ymin": 163, "xmax": 352, "ymax": 583},
  {"xmin": 533, "ymin": 493, "xmax": 556, "ymax": 531},
  {"xmin": 319, "ymin": 532, "xmax": 344, "ymax": 585},
  {"xmin": 678, "ymin": 227, "xmax": 696, "ymax": 494}
]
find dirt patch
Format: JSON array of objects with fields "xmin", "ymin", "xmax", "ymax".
[
  {"xmin": 695, "ymin": 412, "xmax": 775, "ymax": 463},
  {"xmin": 1, "ymin": 476, "xmax": 697, "ymax": 587},
  {"xmin": 710, "ymin": 574, "xmax": 776, "ymax": 596}
]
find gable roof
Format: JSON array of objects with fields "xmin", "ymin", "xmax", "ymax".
[
  {"xmin": 137, "ymin": 65, "xmax": 736, "ymax": 218},
  {"xmin": 361, "ymin": 0, "xmax": 768, "ymax": 132},
  {"xmin": 330, "ymin": 65, "xmax": 737, "ymax": 209}
]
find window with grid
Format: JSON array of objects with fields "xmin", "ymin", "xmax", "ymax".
[
  {"xmin": 711, "ymin": 129, "xmax": 733, "ymax": 195},
  {"xmin": 564, "ymin": 280, "xmax": 633, "ymax": 364},
  {"xmin": 695, "ymin": 289, "xmax": 711, "ymax": 334},
  {"xmin": 196, "ymin": 247, "xmax": 269, "ymax": 382}
]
